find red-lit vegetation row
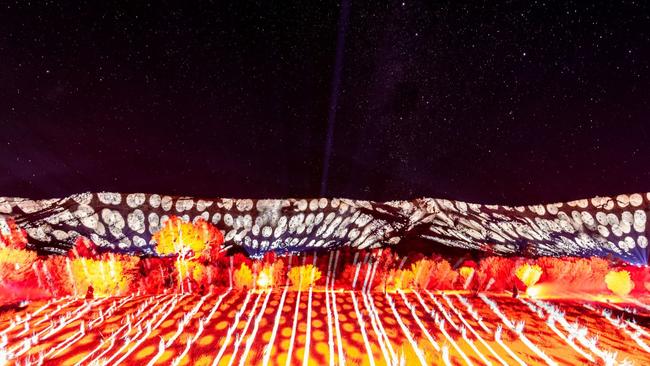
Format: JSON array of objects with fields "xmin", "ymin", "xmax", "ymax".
[{"xmin": 2, "ymin": 215, "xmax": 650, "ymax": 364}]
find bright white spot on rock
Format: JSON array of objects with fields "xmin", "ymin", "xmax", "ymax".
[
  {"xmin": 161, "ymin": 196, "xmax": 173, "ymax": 211},
  {"xmin": 126, "ymin": 193, "xmax": 146, "ymax": 208},
  {"xmin": 149, "ymin": 194, "xmax": 161, "ymax": 208}
]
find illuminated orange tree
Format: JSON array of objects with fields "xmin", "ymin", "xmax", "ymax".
[
  {"xmin": 234, "ymin": 263, "xmax": 254, "ymax": 289},
  {"xmin": 0, "ymin": 216, "xmax": 36, "ymax": 284},
  {"xmin": 0, "ymin": 247, "xmax": 37, "ymax": 283},
  {"xmin": 70, "ymin": 254, "xmax": 139, "ymax": 297},
  {"xmin": 70, "ymin": 236, "xmax": 100, "ymax": 259},
  {"xmin": 605, "ymin": 270, "xmax": 634, "ymax": 297},
  {"xmin": 153, "ymin": 216, "xmax": 223, "ymax": 291},
  {"xmin": 253, "ymin": 253, "xmax": 286, "ymax": 289},
  {"xmin": 515, "ymin": 263, "xmax": 543, "ymax": 288}
]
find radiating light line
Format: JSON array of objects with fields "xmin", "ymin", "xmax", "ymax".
[
  {"xmin": 440, "ymin": 294, "xmax": 507, "ymax": 366},
  {"xmin": 236, "ymin": 289, "xmax": 273, "ymax": 366},
  {"xmin": 171, "ymin": 289, "xmax": 232, "ymax": 366},
  {"xmin": 211, "ymin": 291, "xmax": 255, "ymax": 366},
  {"xmin": 331, "ymin": 251, "xmax": 346, "ymax": 366},
  {"xmin": 261, "ymin": 287, "xmax": 289, "ymax": 366},
  {"xmin": 302, "ymin": 252, "xmax": 318, "ymax": 366},
  {"xmin": 360, "ymin": 291, "xmax": 394, "ymax": 365},
  {"xmin": 285, "ymin": 256, "xmax": 306, "ymax": 366},
  {"xmin": 324, "ymin": 251, "xmax": 336, "ymax": 366},
  {"xmin": 384, "ymin": 292, "xmax": 427, "ymax": 366},
  {"xmin": 76, "ymin": 294, "xmax": 176, "ymax": 365},
  {"xmin": 413, "ymin": 291, "xmax": 472, "ymax": 366},
  {"xmin": 350, "ymin": 291, "xmax": 376, "ymax": 366},
  {"xmin": 479, "ymin": 295, "xmax": 558, "ymax": 366}
]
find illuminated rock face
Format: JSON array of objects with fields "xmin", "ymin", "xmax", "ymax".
[{"xmin": 0, "ymin": 192, "xmax": 648, "ymax": 264}]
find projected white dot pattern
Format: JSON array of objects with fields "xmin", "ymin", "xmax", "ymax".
[{"xmin": 0, "ymin": 192, "xmax": 648, "ymax": 263}]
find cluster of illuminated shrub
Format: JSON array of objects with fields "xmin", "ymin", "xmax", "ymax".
[
  {"xmin": 70, "ymin": 254, "xmax": 139, "ymax": 297},
  {"xmin": 0, "ymin": 215, "xmax": 645, "ymax": 303}
]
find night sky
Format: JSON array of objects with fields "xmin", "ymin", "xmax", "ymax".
[{"xmin": 1, "ymin": 1, "xmax": 649, "ymax": 205}]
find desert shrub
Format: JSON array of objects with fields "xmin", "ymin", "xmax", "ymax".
[
  {"xmin": 0, "ymin": 216, "xmax": 28, "ymax": 249},
  {"xmin": 38, "ymin": 256, "xmax": 76, "ymax": 297},
  {"xmin": 256, "ymin": 264, "xmax": 273, "ymax": 289},
  {"xmin": 271, "ymin": 257, "xmax": 287, "ymax": 286},
  {"xmin": 476, "ymin": 256, "xmax": 515, "ymax": 291},
  {"xmin": 391, "ymin": 268, "xmax": 415, "ymax": 290},
  {"xmin": 426, "ymin": 257, "xmax": 458, "ymax": 290},
  {"xmin": 0, "ymin": 247, "xmax": 37, "ymax": 283},
  {"xmin": 153, "ymin": 216, "xmax": 223, "ymax": 290},
  {"xmin": 537, "ymin": 257, "xmax": 609, "ymax": 292},
  {"xmin": 234, "ymin": 263, "xmax": 254, "ymax": 289},
  {"xmin": 288, "ymin": 265, "xmax": 322, "ymax": 291},
  {"xmin": 140, "ymin": 257, "xmax": 176, "ymax": 292},
  {"xmin": 232, "ymin": 253, "xmax": 253, "ymax": 271},
  {"xmin": 623, "ymin": 265, "xmax": 650, "ymax": 294},
  {"xmin": 537, "ymin": 257, "xmax": 571, "ymax": 283},
  {"xmin": 70, "ymin": 254, "xmax": 139, "ymax": 297},
  {"xmin": 515, "ymin": 263, "xmax": 543, "ymax": 288},
  {"xmin": 175, "ymin": 259, "xmax": 211, "ymax": 290},
  {"xmin": 375, "ymin": 248, "xmax": 398, "ymax": 290},
  {"xmin": 153, "ymin": 216, "xmax": 222, "ymax": 259},
  {"xmin": 459, "ymin": 266, "xmax": 476, "ymax": 289},
  {"xmin": 209, "ymin": 256, "xmax": 234, "ymax": 287},
  {"xmin": 139, "ymin": 265, "xmax": 167, "ymax": 294},
  {"xmin": 410, "ymin": 259, "xmax": 434, "ymax": 289},
  {"xmin": 253, "ymin": 256, "xmax": 288, "ymax": 289},
  {"xmin": 605, "ymin": 270, "xmax": 634, "ymax": 296},
  {"xmin": 69, "ymin": 236, "xmax": 99, "ymax": 259}
]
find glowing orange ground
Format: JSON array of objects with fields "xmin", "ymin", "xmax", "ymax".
[{"xmin": 1, "ymin": 290, "xmax": 650, "ymax": 365}]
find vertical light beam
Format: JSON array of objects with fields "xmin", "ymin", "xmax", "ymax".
[{"xmin": 320, "ymin": 0, "xmax": 351, "ymax": 196}]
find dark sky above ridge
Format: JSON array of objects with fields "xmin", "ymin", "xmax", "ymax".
[{"xmin": 0, "ymin": 1, "xmax": 649, "ymax": 205}]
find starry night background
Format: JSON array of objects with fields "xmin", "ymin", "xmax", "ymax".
[{"xmin": 0, "ymin": 1, "xmax": 649, "ymax": 205}]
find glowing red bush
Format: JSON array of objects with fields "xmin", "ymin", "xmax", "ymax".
[
  {"xmin": 0, "ymin": 216, "xmax": 28, "ymax": 249},
  {"xmin": 140, "ymin": 257, "xmax": 176, "ymax": 293},
  {"xmin": 37, "ymin": 256, "xmax": 76, "ymax": 297},
  {"xmin": 425, "ymin": 257, "xmax": 458, "ymax": 290},
  {"xmin": 69, "ymin": 236, "xmax": 99, "ymax": 259},
  {"xmin": 0, "ymin": 247, "xmax": 37, "ymax": 283},
  {"xmin": 70, "ymin": 253, "xmax": 140, "ymax": 297},
  {"xmin": 537, "ymin": 257, "xmax": 609, "ymax": 292}
]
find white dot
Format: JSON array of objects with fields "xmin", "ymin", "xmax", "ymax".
[
  {"xmin": 309, "ymin": 199, "xmax": 319, "ymax": 211},
  {"xmin": 149, "ymin": 194, "xmax": 161, "ymax": 208},
  {"xmin": 630, "ymin": 193, "xmax": 643, "ymax": 207},
  {"xmin": 224, "ymin": 214, "xmax": 233, "ymax": 226},
  {"xmin": 127, "ymin": 209, "xmax": 145, "ymax": 234},
  {"xmin": 98, "ymin": 192, "xmax": 122, "ymax": 205},
  {"xmin": 126, "ymin": 193, "xmax": 145, "ymax": 208},
  {"xmin": 161, "ymin": 196, "xmax": 173, "ymax": 211},
  {"xmin": 597, "ymin": 225, "xmax": 609, "ymax": 237}
]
